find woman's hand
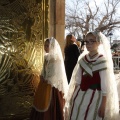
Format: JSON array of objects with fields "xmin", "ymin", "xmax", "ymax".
[
  {"xmin": 98, "ymin": 96, "xmax": 106, "ymax": 118},
  {"xmin": 98, "ymin": 103, "xmax": 105, "ymax": 118}
]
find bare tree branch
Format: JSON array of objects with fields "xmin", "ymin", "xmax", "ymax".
[{"xmin": 65, "ymin": 0, "xmax": 120, "ymax": 37}]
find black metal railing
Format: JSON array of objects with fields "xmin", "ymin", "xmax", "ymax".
[{"xmin": 113, "ymin": 56, "xmax": 120, "ymax": 70}]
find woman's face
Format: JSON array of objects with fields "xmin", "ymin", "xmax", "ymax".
[
  {"xmin": 71, "ymin": 35, "xmax": 76, "ymax": 42},
  {"xmin": 44, "ymin": 41, "xmax": 49, "ymax": 53},
  {"xmin": 85, "ymin": 34, "xmax": 100, "ymax": 52}
]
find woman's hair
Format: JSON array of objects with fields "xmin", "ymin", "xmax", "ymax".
[
  {"xmin": 45, "ymin": 38, "xmax": 50, "ymax": 43},
  {"xmin": 64, "ymin": 34, "xmax": 74, "ymax": 50}
]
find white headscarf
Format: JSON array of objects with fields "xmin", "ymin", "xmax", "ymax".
[
  {"xmin": 43, "ymin": 37, "xmax": 68, "ymax": 97},
  {"xmin": 65, "ymin": 31, "xmax": 120, "ymax": 120}
]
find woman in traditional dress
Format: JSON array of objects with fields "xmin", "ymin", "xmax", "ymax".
[
  {"xmin": 65, "ymin": 30, "xmax": 120, "ymax": 120},
  {"xmin": 30, "ymin": 37, "xmax": 68, "ymax": 120}
]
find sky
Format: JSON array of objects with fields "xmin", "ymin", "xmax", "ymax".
[{"xmin": 65, "ymin": 0, "xmax": 120, "ymax": 40}]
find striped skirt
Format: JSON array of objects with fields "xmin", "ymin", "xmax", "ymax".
[{"xmin": 69, "ymin": 86, "xmax": 103, "ymax": 120}]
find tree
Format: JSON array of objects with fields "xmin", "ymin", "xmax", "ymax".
[{"xmin": 65, "ymin": 0, "xmax": 120, "ymax": 38}]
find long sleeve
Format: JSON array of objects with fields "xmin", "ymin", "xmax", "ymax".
[
  {"xmin": 75, "ymin": 64, "xmax": 82, "ymax": 85},
  {"xmin": 99, "ymin": 70, "xmax": 108, "ymax": 96}
]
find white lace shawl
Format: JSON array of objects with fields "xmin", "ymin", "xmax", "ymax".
[{"xmin": 41, "ymin": 37, "xmax": 68, "ymax": 98}]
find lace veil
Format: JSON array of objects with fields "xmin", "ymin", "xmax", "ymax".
[
  {"xmin": 44, "ymin": 37, "xmax": 68, "ymax": 97},
  {"xmin": 65, "ymin": 31, "xmax": 120, "ymax": 119}
]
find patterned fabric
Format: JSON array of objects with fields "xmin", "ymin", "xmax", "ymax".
[
  {"xmin": 79, "ymin": 54, "xmax": 107, "ymax": 76},
  {"xmin": 41, "ymin": 55, "xmax": 56, "ymax": 80},
  {"xmin": 69, "ymin": 54, "xmax": 107, "ymax": 120},
  {"xmin": 70, "ymin": 88, "xmax": 102, "ymax": 120},
  {"xmin": 41, "ymin": 38, "xmax": 68, "ymax": 96},
  {"xmin": 65, "ymin": 31, "xmax": 120, "ymax": 120}
]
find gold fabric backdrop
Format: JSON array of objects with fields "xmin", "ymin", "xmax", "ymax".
[{"xmin": 0, "ymin": 0, "xmax": 48, "ymax": 119}]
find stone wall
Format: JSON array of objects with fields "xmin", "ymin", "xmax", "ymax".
[{"xmin": 49, "ymin": 0, "xmax": 65, "ymax": 55}]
